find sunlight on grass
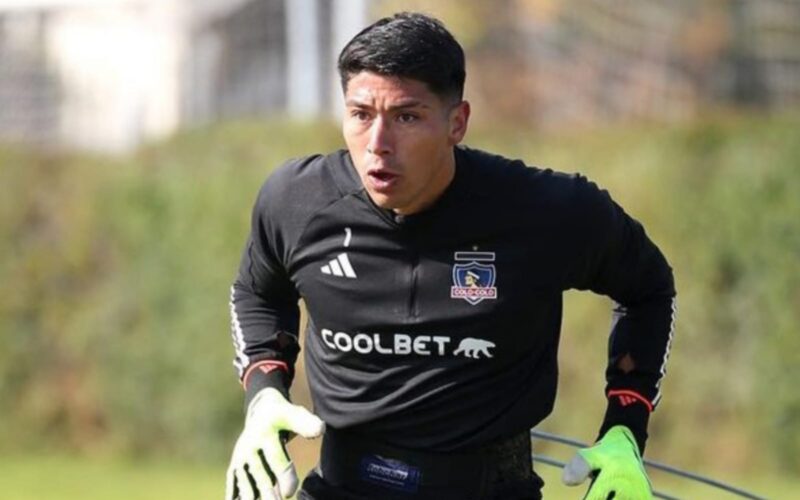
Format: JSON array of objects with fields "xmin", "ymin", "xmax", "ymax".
[
  {"xmin": 2, "ymin": 451, "xmax": 793, "ymax": 500},
  {"xmin": 0, "ymin": 454, "xmax": 224, "ymax": 500}
]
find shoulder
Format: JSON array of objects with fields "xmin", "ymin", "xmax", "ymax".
[
  {"xmin": 457, "ymin": 145, "xmax": 602, "ymax": 211},
  {"xmin": 255, "ymin": 149, "xmax": 360, "ymax": 216},
  {"xmin": 250, "ymin": 151, "xmax": 360, "ymax": 260}
]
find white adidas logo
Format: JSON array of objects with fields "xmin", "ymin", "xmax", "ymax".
[{"xmin": 321, "ymin": 253, "xmax": 357, "ymax": 279}]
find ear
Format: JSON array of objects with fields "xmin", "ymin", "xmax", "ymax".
[{"xmin": 448, "ymin": 100, "xmax": 471, "ymax": 145}]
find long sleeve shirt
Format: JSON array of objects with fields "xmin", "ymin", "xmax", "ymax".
[{"xmin": 229, "ymin": 145, "xmax": 676, "ymax": 452}]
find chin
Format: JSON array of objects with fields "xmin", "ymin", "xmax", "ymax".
[
  {"xmin": 371, "ymin": 195, "xmax": 395, "ymax": 209},
  {"xmin": 366, "ymin": 192, "xmax": 400, "ymax": 210}
]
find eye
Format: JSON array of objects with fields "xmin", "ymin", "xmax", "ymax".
[
  {"xmin": 397, "ymin": 113, "xmax": 419, "ymax": 124},
  {"xmin": 351, "ymin": 109, "xmax": 371, "ymax": 122}
]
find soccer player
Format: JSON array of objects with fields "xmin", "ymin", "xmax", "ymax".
[{"xmin": 226, "ymin": 12, "xmax": 675, "ymax": 500}]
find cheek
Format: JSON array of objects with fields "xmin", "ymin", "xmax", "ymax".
[
  {"xmin": 342, "ymin": 124, "xmax": 361, "ymax": 149},
  {"xmin": 343, "ymin": 136, "xmax": 369, "ymax": 177},
  {"xmin": 343, "ymin": 118, "xmax": 371, "ymax": 141},
  {"xmin": 344, "ymin": 129, "xmax": 369, "ymax": 163},
  {"xmin": 404, "ymin": 129, "xmax": 446, "ymax": 159},
  {"xmin": 348, "ymin": 153, "xmax": 367, "ymax": 179}
]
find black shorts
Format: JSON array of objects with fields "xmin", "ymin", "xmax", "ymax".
[{"xmin": 297, "ymin": 428, "xmax": 543, "ymax": 500}]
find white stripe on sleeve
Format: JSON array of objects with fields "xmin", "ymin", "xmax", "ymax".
[
  {"xmin": 652, "ymin": 297, "xmax": 677, "ymax": 407},
  {"xmin": 229, "ymin": 286, "xmax": 250, "ymax": 377}
]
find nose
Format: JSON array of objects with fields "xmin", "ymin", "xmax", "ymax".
[{"xmin": 366, "ymin": 117, "xmax": 392, "ymax": 156}]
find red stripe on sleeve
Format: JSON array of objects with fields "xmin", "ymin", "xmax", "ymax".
[
  {"xmin": 242, "ymin": 360, "xmax": 289, "ymax": 390},
  {"xmin": 607, "ymin": 389, "xmax": 654, "ymax": 413}
]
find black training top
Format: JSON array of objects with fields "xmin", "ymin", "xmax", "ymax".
[{"xmin": 229, "ymin": 146, "xmax": 676, "ymax": 453}]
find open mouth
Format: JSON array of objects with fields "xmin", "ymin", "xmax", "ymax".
[
  {"xmin": 367, "ymin": 170, "xmax": 400, "ymax": 192},
  {"xmin": 370, "ymin": 171, "xmax": 396, "ymax": 182}
]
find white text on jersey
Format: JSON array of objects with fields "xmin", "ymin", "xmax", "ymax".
[{"xmin": 320, "ymin": 329, "xmax": 495, "ymax": 359}]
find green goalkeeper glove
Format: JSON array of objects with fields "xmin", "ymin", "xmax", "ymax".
[
  {"xmin": 562, "ymin": 425, "xmax": 653, "ymax": 500},
  {"xmin": 225, "ymin": 388, "xmax": 325, "ymax": 500}
]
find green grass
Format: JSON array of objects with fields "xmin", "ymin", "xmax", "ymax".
[
  {"xmin": 1, "ymin": 452, "xmax": 794, "ymax": 499},
  {"xmin": 0, "ymin": 454, "xmax": 225, "ymax": 500}
]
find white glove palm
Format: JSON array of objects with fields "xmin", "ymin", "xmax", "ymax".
[{"xmin": 225, "ymin": 388, "xmax": 325, "ymax": 500}]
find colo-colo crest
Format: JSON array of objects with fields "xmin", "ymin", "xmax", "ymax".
[{"xmin": 450, "ymin": 251, "xmax": 498, "ymax": 305}]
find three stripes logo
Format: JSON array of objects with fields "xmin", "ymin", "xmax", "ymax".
[
  {"xmin": 322, "ymin": 227, "xmax": 357, "ymax": 279},
  {"xmin": 321, "ymin": 253, "xmax": 357, "ymax": 279},
  {"xmin": 607, "ymin": 389, "xmax": 654, "ymax": 412}
]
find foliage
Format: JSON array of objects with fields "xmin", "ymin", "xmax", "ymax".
[{"xmin": 0, "ymin": 114, "xmax": 798, "ymax": 481}]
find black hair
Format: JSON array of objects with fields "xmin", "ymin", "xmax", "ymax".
[{"xmin": 337, "ymin": 12, "xmax": 466, "ymax": 103}]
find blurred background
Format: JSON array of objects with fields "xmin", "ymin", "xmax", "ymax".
[{"xmin": 1, "ymin": 0, "xmax": 798, "ymax": 498}]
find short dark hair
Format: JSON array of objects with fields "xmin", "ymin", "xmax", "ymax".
[{"xmin": 337, "ymin": 12, "xmax": 466, "ymax": 102}]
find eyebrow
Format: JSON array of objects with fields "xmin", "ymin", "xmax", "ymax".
[{"xmin": 345, "ymin": 99, "xmax": 430, "ymax": 111}]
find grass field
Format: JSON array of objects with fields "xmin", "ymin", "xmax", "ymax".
[
  {"xmin": 1, "ymin": 452, "xmax": 792, "ymax": 499},
  {"xmin": 1, "ymin": 454, "xmax": 224, "ymax": 500}
]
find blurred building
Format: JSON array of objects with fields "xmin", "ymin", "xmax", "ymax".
[
  {"xmin": 0, "ymin": 0, "xmax": 798, "ymax": 152},
  {"xmin": 509, "ymin": 0, "xmax": 800, "ymax": 129},
  {"xmin": 0, "ymin": 0, "xmax": 367, "ymax": 152}
]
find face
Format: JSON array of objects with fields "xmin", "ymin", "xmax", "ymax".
[{"xmin": 342, "ymin": 72, "xmax": 470, "ymax": 215}]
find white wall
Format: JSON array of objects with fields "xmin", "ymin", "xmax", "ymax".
[
  {"xmin": 330, "ymin": 0, "xmax": 368, "ymax": 118},
  {"xmin": 0, "ymin": 0, "xmax": 370, "ymax": 152},
  {"xmin": 42, "ymin": 1, "xmax": 184, "ymax": 152}
]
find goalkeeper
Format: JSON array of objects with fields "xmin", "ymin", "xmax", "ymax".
[{"xmin": 225, "ymin": 12, "xmax": 675, "ymax": 500}]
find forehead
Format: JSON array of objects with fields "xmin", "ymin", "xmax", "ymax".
[{"xmin": 344, "ymin": 72, "xmax": 440, "ymax": 106}]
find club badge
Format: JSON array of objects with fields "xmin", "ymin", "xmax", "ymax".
[{"xmin": 450, "ymin": 251, "xmax": 498, "ymax": 305}]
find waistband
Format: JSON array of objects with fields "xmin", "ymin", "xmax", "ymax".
[{"xmin": 317, "ymin": 428, "xmax": 542, "ymax": 500}]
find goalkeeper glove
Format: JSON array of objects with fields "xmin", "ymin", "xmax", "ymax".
[
  {"xmin": 562, "ymin": 425, "xmax": 653, "ymax": 500},
  {"xmin": 225, "ymin": 388, "xmax": 325, "ymax": 500}
]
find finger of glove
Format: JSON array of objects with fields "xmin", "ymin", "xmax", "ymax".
[
  {"xmin": 562, "ymin": 453, "xmax": 592, "ymax": 486},
  {"xmin": 585, "ymin": 472, "xmax": 652, "ymax": 500},
  {"xmin": 576, "ymin": 442, "xmax": 611, "ymax": 471},
  {"xmin": 227, "ymin": 435, "xmax": 252, "ymax": 500},
  {"xmin": 279, "ymin": 404, "xmax": 325, "ymax": 439},
  {"xmin": 225, "ymin": 462, "xmax": 239, "ymax": 500},
  {"xmin": 262, "ymin": 432, "xmax": 298, "ymax": 498},
  {"xmin": 275, "ymin": 460, "xmax": 303, "ymax": 499},
  {"xmin": 246, "ymin": 451, "xmax": 281, "ymax": 500},
  {"xmin": 234, "ymin": 467, "xmax": 256, "ymax": 500},
  {"xmin": 584, "ymin": 481, "xmax": 614, "ymax": 500}
]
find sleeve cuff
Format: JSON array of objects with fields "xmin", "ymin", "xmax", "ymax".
[
  {"xmin": 598, "ymin": 390, "xmax": 651, "ymax": 454},
  {"xmin": 242, "ymin": 360, "xmax": 291, "ymax": 409}
]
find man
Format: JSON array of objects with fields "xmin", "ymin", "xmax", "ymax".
[{"xmin": 226, "ymin": 12, "xmax": 675, "ymax": 500}]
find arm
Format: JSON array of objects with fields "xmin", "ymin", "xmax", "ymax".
[
  {"xmin": 561, "ymin": 176, "xmax": 674, "ymax": 499},
  {"xmin": 226, "ymin": 181, "xmax": 324, "ymax": 500},
  {"xmin": 566, "ymin": 176, "xmax": 676, "ymax": 453},
  {"xmin": 230, "ymin": 183, "xmax": 301, "ymax": 407}
]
